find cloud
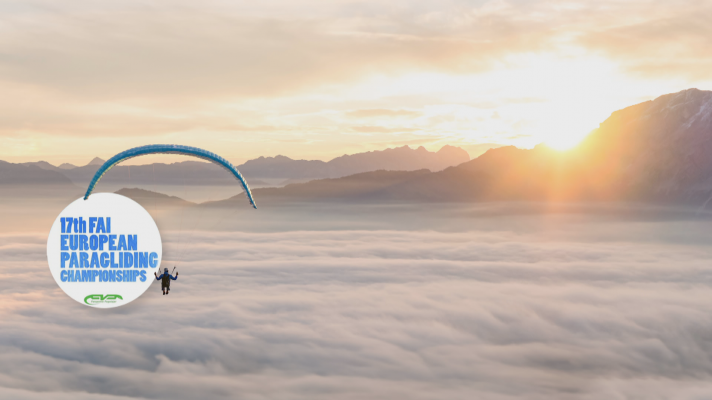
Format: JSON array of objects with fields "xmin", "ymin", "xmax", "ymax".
[
  {"xmin": 3, "ymin": 0, "xmax": 654, "ymax": 103},
  {"xmin": 2, "ymin": 0, "xmax": 712, "ymax": 168},
  {"xmin": 3, "ymin": 203, "xmax": 712, "ymax": 399},
  {"xmin": 0, "ymin": 1, "xmax": 516, "ymax": 101},
  {"xmin": 346, "ymin": 109, "xmax": 421, "ymax": 119},
  {"xmin": 349, "ymin": 125, "xmax": 418, "ymax": 133},
  {"xmin": 579, "ymin": 2, "xmax": 712, "ymax": 80}
]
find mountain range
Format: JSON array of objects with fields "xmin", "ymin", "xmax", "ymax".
[
  {"xmin": 3, "ymin": 88, "xmax": 711, "ymax": 209},
  {"xmin": 218, "ymin": 88, "xmax": 712, "ymax": 207},
  {"xmin": 4, "ymin": 145, "xmax": 470, "ymax": 189},
  {"xmin": 237, "ymin": 145, "xmax": 469, "ymax": 180}
]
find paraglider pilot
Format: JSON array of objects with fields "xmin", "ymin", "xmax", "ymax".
[{"xmin": 155, "ymin": 267, "xmax": 178, "ymax": 295}]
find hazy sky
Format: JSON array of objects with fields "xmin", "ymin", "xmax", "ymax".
[{"xmin": 1, "ymin": 0, "xmax": 711, "ymax": 165}]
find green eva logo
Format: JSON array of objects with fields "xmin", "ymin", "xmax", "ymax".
[{"xmin": 84, "ymin": 294, "xmax": 124, "ymax": 305}]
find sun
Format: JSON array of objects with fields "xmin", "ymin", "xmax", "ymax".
[{"xmin": 543, "ymin": 130, "xmax": 591, "ymax": 151}]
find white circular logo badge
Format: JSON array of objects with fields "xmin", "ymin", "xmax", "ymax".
[{"xmin": 47, "ymin": 193, "xmax": 162, "ymax": 308}]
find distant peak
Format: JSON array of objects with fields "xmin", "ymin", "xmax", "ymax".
[
  {"xmin": 87, "ymin": 157, "xmax": 106, "ymax": 166},
  {"xmin": 436, "ymin": 145, "xmax": 471, "ymax": 160},
  {"xmin": 437, "ymin": 145, "xmax": 462, "ymax": 152}
]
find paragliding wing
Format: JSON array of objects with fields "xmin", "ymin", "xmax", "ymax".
[{"xmin": 83, "ymin": 144, "xmax": 257, "ymax": 208}]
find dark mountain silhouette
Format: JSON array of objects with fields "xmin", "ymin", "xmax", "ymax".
[
  {"xmin": 252, "ymin": 170, "xmax": 430, "ymax": 202},
  {"xmin": 329, "ymin": 145, "xmax": 468, "ymax": 177},
  {"xmin": 87, "ymin": 157, "xmax": 106, "ymax": 166},
  {"xmin": 115, "ymin": 188, "xmax": 194, "ymax": 209},
  {"xmin": 237, "ymin": 156, "xmax": 326, "ymax": 180},
  {"xmin": 0, "ymin": 160, "xmax": 81, "ymax": 197},
  {"xmin": 0, "ymin": 160, "xmax": 75, "ymax": 186},
  {"xmin": 221, "ymin": 145, "xmax": 470, "ymax": 180},
  {"xmin": 19, "ymin": 161, "xmax": 62, "ymax": 171},
  {"xmin": 19, "ymin": 157, "xmax": 104, "ymax": 172},
  {"xmin": 576, "ymin": 88, "xmax": 712, "ymax": 204},
  {"xmin": 229, "ymin": 88, "xmax": 712, "ymax": 207},
  {"xmin": 200, "ymin": 170, "xmax": 430, "ymax": 207}
]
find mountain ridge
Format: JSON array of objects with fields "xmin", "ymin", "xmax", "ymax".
[
  {"xmin": 10, "ymin": 145, "xmax": 470, "ymax": 189},
  {"xmin": 5, "ymin": 88, "xmax": 711, "ymax": 208},
  {"xmin": 227, "ymin": 88, "xmax": 712, "ymax": 207}
]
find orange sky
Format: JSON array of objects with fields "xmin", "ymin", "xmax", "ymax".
[{"xmin": 1, "ymin": 0, "xmax": 711, "ymax": 165}]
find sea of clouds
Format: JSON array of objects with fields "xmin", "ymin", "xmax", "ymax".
[{"xmin": 2, "ymin": 204, "xmax": 712, "ymax": 399}]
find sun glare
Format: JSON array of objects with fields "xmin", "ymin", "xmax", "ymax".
[{"xmin": 543, "ymin": 130, "xmax": 591, "ymax": 150}]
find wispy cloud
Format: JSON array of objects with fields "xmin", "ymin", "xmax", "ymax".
[{"xmin": 346, "ymin": 109, "xmax": 422, "ymax": 119}]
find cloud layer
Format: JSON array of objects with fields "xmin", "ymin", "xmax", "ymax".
[{"xmin": 3, "ymin": 205, "xmax": 712, "ymax": 399}]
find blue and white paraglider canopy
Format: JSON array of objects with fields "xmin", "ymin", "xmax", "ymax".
[{"xmin": 83, "ymin": 144, "xmax": 257, "ymax": 208}]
